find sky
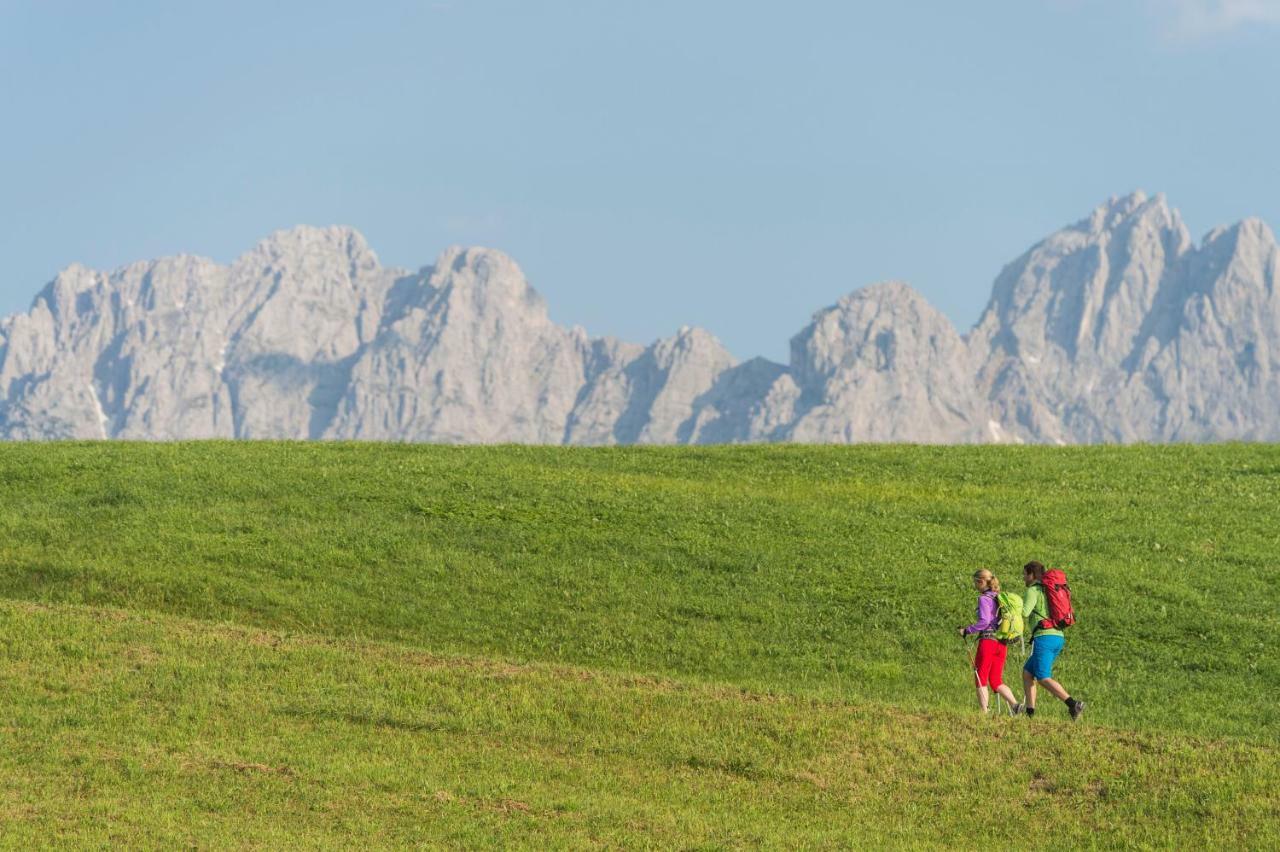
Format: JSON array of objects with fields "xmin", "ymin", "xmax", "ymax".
[{"xmin": 2, "ymin": 1, "xmax": 1279, "ymax": 362}]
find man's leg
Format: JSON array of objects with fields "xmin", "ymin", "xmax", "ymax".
[
  {"xmin": 1037, "ymin": 677, "xmax": 1069, "ymax": 701},
  {"xmin": 1022, "ymin": 668, "xmax": 1037, "ymax": 715},
  {"xmin": 1039, "ymin": 677, "xmax": 1085, "ymax": 719},
  {"xmin": 1034, "ymin": 638, "xmax": 1084, "ymax": 720}
]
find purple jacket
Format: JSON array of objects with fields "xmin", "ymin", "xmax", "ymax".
[{"xmin": 963, "ymin": 591, "xmax": 999, "ymax": 635}]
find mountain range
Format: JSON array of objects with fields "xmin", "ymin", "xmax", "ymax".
[{"xmin": 2, "ymin": 191, "xmax": 1277, "ymax": 444}]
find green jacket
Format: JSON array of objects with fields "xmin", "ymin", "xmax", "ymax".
[{"xmin": 1022, "ymin": 583, "xmax": 1064, "ymax": 639}]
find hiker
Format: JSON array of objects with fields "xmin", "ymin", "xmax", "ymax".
[
  {"xmin": 1021, "ymin": 560, "xmax": 1084, "ymax": 721},
  {"xmin": 958, "ymin": 569, "xmax": 1022, "ymax": 715}
]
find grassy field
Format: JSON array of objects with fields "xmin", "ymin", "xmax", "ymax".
[
  {"xmin": 1, "ymin": 600, "xmax": 1275, "ymax": 848},
  {"xmin": 0, "ymin": 442, "xmax": 1277, "ymax": 846}
]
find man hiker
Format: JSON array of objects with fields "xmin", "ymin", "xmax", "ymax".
[{"xmin": 1021, "ymin": 560, "xmax": 1084, "ymax": 721}]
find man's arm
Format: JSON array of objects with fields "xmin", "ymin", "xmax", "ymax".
[{"xmin": 1022, "ymin": 585, "xmax": 1039, "ymax": 619}]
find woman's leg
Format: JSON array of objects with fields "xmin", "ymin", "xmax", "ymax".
[
  {"xmin": 987, "ymin": 641, "xmax": 1017, "ymax": 709},
  {"xmin": 972, "ymin": 639, "xmax": 996, "ymax": 712}
]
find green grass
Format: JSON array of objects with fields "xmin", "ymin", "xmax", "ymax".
[
  {"xmin": 1, "ymin": 601, "xmax": 1275, "ymax": 848},
  {"xmin": 0, "ymin": 442, "xmax": 1277, "ymax": 847}
]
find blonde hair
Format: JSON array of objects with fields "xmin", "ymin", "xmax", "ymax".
[{"xmin": 972, "ymin": 568, "xmax": 1000, "ymax": 593}]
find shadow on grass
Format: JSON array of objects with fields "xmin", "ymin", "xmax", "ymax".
[{"xmin": 278, "ymin": 705, "xmax": 458, "ymax": 735}]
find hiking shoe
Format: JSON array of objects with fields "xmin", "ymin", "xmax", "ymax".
[
  {"xmin": 1009, "ymin": 702, "xmax": 1024, "ymax": 717},
  {"xmin": 1070, "ymin": 700, "xmax": 1086, "ymax": 722}
]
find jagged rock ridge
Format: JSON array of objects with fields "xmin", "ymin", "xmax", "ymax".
[{"xmin": 1, "ymin": 191, "xmax": 1277, "ymax": 444}]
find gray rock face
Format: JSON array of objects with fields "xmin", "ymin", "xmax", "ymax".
[
  {"xmin": 326, "ymin": 247, "xmax": 591, "ymax": 443},
  {"xmin": 1, "ymin": 256, "xmax": 238, "ymax": 441},
  {"xmin": 969, "ymin": 192, "xmax": 1193, "ymax": 443},
  {"xmin": 782, "ymin": 282, "xmax": 984, "ymax": 443},
  {"xmin": 1117, "ymin": 218, "xmax": 1280, "ymax": 441},
  {"xmin": 969, "ymin": 192, "xmax": 1280, "ymax": 444},
  {"xmin": 0, "ymin": 226, "xmax": 402, "ymax": 441},
  {"xmin": 2, "ymin": 192, "xmax": 1278, "ymax": 444}
]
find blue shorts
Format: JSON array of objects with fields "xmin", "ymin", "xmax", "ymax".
[{"xmin": 1024, "ymin": 634, "xmax": 1065, "ymax": 680}]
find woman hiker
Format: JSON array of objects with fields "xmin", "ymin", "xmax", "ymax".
[{"xmin": 958, "ymin": 569, "xmax": 1023, "ymax": 716}]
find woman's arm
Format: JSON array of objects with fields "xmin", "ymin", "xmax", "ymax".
[{"xmin": 963, "ymin": 594, "xmax": 996, "ymax": 634}]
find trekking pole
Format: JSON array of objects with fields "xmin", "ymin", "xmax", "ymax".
[
  {"xmin": 1018, "ymin": 635, "xmax": 1028, "ymax": 705},
  {"xmin": 961, "ymin": 633, "xmax": 979, "ymax": 687}
]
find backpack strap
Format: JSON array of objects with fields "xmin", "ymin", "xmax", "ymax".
[
  {"xmin": 1026, "ymin": 582, "xmax": 1045, "ymax": 635},
  {"xmin": 978, "ymin": 590, "xmax": 999, "ymax": 639}
]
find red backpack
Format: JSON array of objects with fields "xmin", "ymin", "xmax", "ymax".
[{"xmin": 1039, "ymin": 569, "xmax": 1075, "ymax": 631}]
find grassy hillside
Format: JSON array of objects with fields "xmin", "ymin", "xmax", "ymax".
[
  {"xmin": 0, "ymin": 600, "xmax": 1275, "ymax": 848},
  {"xmin": 0, "ymin": 442, "xmax": 1276, "ymax": 846},
  {"xmin": 1, "ymin": 442, "xmax": 1275, "ymax": 737}
]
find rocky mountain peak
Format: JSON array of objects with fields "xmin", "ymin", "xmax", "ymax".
[
  {"xmin": 782, "ymin": 280, "xmax": 981, "ymax": 442},
  {"xmin": 1087, "ymin": 190, "xmax": 1178, "ymax": 233},
  {"xmin": 972, "ymin": 186, "xmax": 1192, "ymax": 378},
  {"xmin": 791, "ymin": 280, "xmax": 949, "ymax": 379},
  {"xmin": 660, "ymin": 325, "xmax": 726, "ymax": 357},
  {"xmin": 2, "ymin": 192, "xmax": 1279, "ymax": 445},
  {"xmin": 1202, "ymin": 217, "xmax": 1277, "ymax": 259},
  {"xmin": 426, "ymin": 246, "xmax": 545, "ymax": 319},
  {"xmin": 247, "ymin": 224, "xmax": 376, "ymax": 262},
  {"xmin": 1177, "ymin": 218, "xmax": 1279, "ymax": 307}
]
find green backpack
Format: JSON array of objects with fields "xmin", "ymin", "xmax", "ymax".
[{"xmin": 994, "ymin": 591, "xmax": 1024, "ymax": 643}]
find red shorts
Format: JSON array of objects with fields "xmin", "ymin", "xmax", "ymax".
[{"xmin": 973, "ymin": 638, "xmax": 1008, "ymax": 688}]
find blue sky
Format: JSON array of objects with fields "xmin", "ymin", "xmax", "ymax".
[{"xmin": 2, "ymin": 1, "xmax": 1279, "ymax": 361}]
